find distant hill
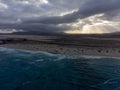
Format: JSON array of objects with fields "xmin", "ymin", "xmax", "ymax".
[{"xmin": 0, "ymin": 31, "xmax": 120, "ymax": 38}]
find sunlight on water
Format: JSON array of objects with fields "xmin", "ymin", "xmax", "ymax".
[{"xmin": 0, "ymin": 47, "xmax": 120, "ymax": 90}]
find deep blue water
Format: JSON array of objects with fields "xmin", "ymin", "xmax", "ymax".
[{"xmin": 0, "ymin": 47, "xmax": 120, "ymax": 90}]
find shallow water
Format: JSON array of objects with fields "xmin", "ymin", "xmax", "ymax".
[{"xmin": 0, "ymin": 47, "xmax": 120, "ymax": 90}]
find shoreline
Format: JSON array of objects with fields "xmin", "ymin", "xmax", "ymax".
[
  {"xmin": 0, "ymin": 43, "xmax": 120, "ymax": 57},
  {"xmin": 0, "ymin": 35, "xmax": 120, "ymax": 57},
  {"xmin": 1, "ymin": 47, "xmax": 120, "ymax": 59}
]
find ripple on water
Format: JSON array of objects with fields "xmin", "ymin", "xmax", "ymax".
[{"xmin": 0, "ymin": 47, "xmax": 120, "ymax": 90}]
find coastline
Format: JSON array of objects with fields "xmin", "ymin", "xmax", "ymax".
[
  {"xmin": 0, "ymin": 35, "xmax": 120, "ymax": 57},
  {"xmin": 0, "ymin": 43, "xmax": 120, "ymax": 57}
]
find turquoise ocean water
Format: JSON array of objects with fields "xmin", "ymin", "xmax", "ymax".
[{"xmin": 0, "ymin": 47, "xmax": 120, "ymax": 90}]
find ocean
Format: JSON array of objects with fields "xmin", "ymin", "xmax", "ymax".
[{"xmin": 0, "ymin": 47, "xmax": 120, "ymax": 90}]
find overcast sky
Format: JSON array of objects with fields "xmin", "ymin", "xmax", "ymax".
[{"xmin": 0, "ymin": 0, "xmax": 120, "ymax": 34}]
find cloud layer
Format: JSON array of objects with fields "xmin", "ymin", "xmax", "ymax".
[{"xmin": 0, "ymin": 0, "xmax": 120, "ymax": 34}]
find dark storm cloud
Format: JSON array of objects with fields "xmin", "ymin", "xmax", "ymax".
[
  {"xmin": 0, "ymin": 23, "xmax": 70, "ymax": 33},
  {"xmin": 0, "ymin": 0, "xmax": 120, "ymax": 33},
  {"xmin": 25, "ymin": 0, "xmax": 120, "ymax": 24}
]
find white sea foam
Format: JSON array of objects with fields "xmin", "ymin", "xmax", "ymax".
[
  {"xmin": 0, "ymin": 47, "xmax": 120, "ymax": 60},
  {"xmin": 35, "ymin": 59, "xmax": 44, "ymax": 62},
  {"xmin": 0, "ymin": 47, "xmax": 16, "ymax": 52},
  {"xmin": 36, "ymin": 51, "xmax": 59, "ymax": 57},
  {"xmin": 79, "ymin": 55, "xmax": 120, "ymax": 59}
]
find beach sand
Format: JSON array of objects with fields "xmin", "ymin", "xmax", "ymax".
[{"xmin": 0, "ymin": 35, "xmax": 120, "ymax": 57}]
